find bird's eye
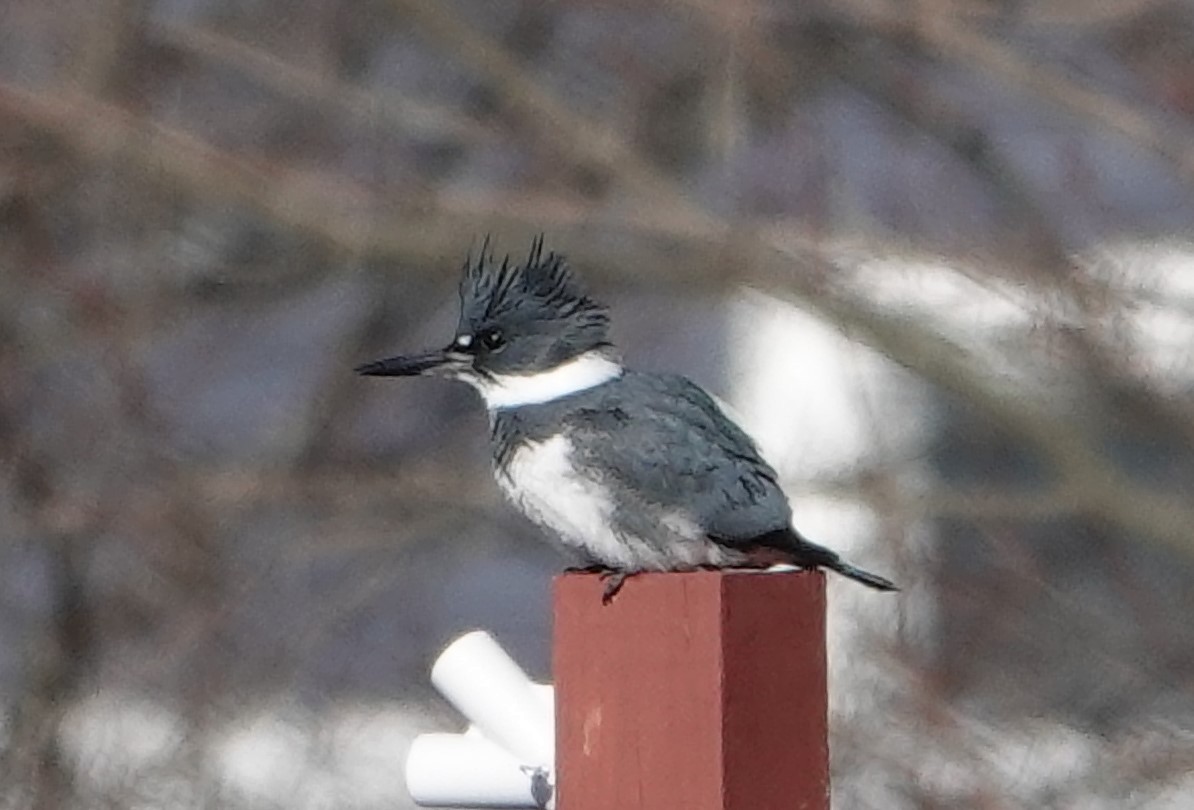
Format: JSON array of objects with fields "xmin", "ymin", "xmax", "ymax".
[{"xmin": 480, "ymin": 328, "xmax": 505, "ymax": 351}]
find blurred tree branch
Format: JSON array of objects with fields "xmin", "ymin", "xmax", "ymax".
[
  {"xmin": 865, "ymin": 2, "xmax": 1194, "ymax": 183},
  {"xmin": 150, "ymin": 23, "xmax": 482, "ymax": 145}
]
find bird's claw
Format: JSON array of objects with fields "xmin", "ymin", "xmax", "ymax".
[{"xmin": 601, "ymin": 571, "xmax": 628, "ymax": 604}]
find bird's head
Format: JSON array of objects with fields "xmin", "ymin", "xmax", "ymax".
[{"xmin": 356, "ymin": 238, "xmax": 620, "ymax": 408}]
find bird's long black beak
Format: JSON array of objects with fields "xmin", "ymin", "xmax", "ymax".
[{"xmin": 354, "ymin": 348, "xmax": 470, "ymax": 378}]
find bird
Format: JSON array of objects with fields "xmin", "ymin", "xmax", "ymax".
[{"xmin": 356, "ymin": 238, "xmax": 897, "ymax": 602}]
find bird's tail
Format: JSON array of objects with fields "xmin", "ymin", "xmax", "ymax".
[
  {"xmin": 825, "ymin": 558, "xmax": 898, "ymax": 591},
  {"xmin": 762, "ymin": 529, "xmax": 899, "ymax": 591}
]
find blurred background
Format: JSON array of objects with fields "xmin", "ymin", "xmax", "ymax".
[{"xmin": 2, "ymin": 1, "xmax": 1193, "ymax": 807}]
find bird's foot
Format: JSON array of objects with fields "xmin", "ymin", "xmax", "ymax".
[{"xmin": 600, "ymin": 571, "xmax": 629, "ymax": 605}]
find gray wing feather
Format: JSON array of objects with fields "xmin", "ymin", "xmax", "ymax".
[{"xmin": 564, "ymin": 372, "xmax": 792, "ymax": 542}]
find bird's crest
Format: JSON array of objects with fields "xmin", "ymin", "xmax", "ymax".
[{"xmin": 458, "ymin": 236, "xmax": 609, "ymax": 339}]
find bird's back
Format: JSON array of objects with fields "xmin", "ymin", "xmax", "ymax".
[{"xmin": 491, "ymin": 371, "xmax": 793, "ymax": 570}]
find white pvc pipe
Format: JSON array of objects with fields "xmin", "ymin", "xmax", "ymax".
[
  {"xmin": 531, "ymin": 683, "xmax": 554, "ymax": 719},
  {"xmin": 429, "ymin": 631, "xmax": 554, "ymax": 768},
  {"xmin": 405, "ymin": 733, "xmax": 554, "ymax": 809}
]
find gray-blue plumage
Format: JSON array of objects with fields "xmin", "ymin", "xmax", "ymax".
[
  {"xmin": 357, "ymin": 238, "xmax": 896, "ymax": 598},
  {"xmin": 492, "ymin": 371, "xmax": 784, "ymax": 548}
]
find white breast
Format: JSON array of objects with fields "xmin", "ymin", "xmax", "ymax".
[{"xmin": 496, "ymin": 434, "xmax": 640, "ymax": 569}]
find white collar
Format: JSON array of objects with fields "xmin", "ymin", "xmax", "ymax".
[{"xmin": 473, "ymin": 351, "xmax": 623, "ymax": 409}]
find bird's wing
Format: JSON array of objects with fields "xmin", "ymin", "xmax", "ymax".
[{"xmin": 564, "ymin": 373, "xmax": 792, "ymax": 542}]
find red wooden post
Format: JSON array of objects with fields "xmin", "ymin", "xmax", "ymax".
[{"xmin": 553, "ymin": 569, "xmax": 829, "ymax": 810}]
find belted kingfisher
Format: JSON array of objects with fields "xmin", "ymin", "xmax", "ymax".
[{"xmin": 357, "ymin": 239, "xmax": 896, "ymax": 601}]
